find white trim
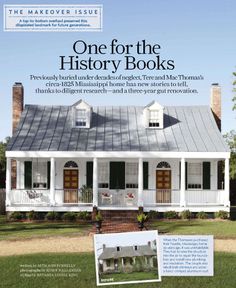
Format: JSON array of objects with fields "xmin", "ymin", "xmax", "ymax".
[
  {"xmin": 180, "ymin": 158, "xmax": 186, "ymax": 207},
  {"xmin": 93, "ymin": 157, "xmax": 98, "ymax": 207},
  {"xmin": 138, "ymin": 158, "xmax": 143, "ymax": 207},
  {"xmin": 6, "ymin": 157, "xmax": 11, "ymax": 206},
  {"xmin": 6, "ymin": 151, "xmax": 230, "ymax": 159},
  {"xmin": 50, "ymin": 157, "xmax": 55, "ymax": 205}
]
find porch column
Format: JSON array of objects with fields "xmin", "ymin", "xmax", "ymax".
[
  {"xmin": 180, "ymin": 158, "xmax": 186, "ymax": 207},
  {"xmin": 16, "ymin": 160, "xmax": 21, "ymax": 189},
  {"xmin": 5, "ymin": 157, "xmax": 11, "ymax": 206},
  {"xmin": 224, "ymin": 158, "xmax": 230, "ymax": 207},
  {"xmin": 138, "ymin": 158, "xmax": 143, "ymax": 207},
  {"xmin": 93, "ymin": 157, "xmax": 98, "ymax": 207},
  {"xmin": 50, "ymin": 157, "xmax": 55, "ymax": 206}
]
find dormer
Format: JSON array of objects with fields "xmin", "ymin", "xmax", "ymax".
[
  {"xmin": 72, "ymin": 99, "xmax": 92, "ymax": 128},
  {"xmin": 143, "ymin": 101, "xmax": 164, "ymax": 129}
]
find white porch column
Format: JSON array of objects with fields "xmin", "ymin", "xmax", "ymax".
[
  {"xmin": 180, "ymin": 158, "xmax": 186, "ymax": 207},
  {"xmin": 138, "ymin": 158, "xmax": 143, "ymax": 207},
  {"xmin": 93, "ymin": 157, "xmax": 98, "ymax": 207},
  {"xmin": 224, "ymin": 158, "xmax": 230, "ymax": 207},
  {"xmin": 5, "ymin": 157, "xmax": 11, "ymax": 206},
  {"xmin": 50, "ymin": 157, "xmax": 55, "ymax": 206},
  {"xmin": 16, "ymin": 160, "xmax": 21, "ymax": 189}
]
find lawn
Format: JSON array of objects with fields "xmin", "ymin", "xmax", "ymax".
[
  {"xmin": 0, "ymin": 252, "xmax": 235, "ymax": 288},
  {"xmin": 0, "ymin": 215, "xmax": 92, "ymax": 241},
  {"xmin": 100, "ymin": 270, "xmax": 158, "ymax": 283},
  {"xmin": 150, "ymin": 219, "xmax": 236, "ymax": 239}
]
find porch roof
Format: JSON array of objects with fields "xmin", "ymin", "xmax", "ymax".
[{"xmin": 7, "ymin": 104, "xmax": 229, "ymax": 153}]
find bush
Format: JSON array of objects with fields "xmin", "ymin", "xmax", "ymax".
[
  {"xmin": 62, "ymin": 212, "xmax": 77, "ymax": 222},
  {"xmin": 163, "ymin": 211, "xmax": 178, "ymax": 219},
  {"xmin": 148, "ymin": 210, "xmax": 159, "ymax": 220},
  {"xmin": 27, "ymin": 210, "xmax": 41, "ymax": 221},
  {"xmin": 196, "ymin": 211, "xmax": 208, "ymax": 219},
  {"xmin": 180, "ymin": 210, "xmax": 192, "ymax": 220},
  {"xmin": 9, "ymin": 211, "xmax": 24, "ymax": 220},
  {"xmin": 77, "ymin": 211, "xmax": 91, "ymax": 220},
  {"xmin": 214, "ymin": 210, "xmax": 229, "ymax": 220},
  {"xmin": 45, "ymin": 211, "xmax": 61, "ymax": 221}
]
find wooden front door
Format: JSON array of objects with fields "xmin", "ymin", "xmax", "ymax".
[
  {"xmin": 64, "ymin": 169, "xmax": 78, "ymax": 203},
  {"xmin": 156, "ymin": 170, "xmax": 171, "ymax": 203}
]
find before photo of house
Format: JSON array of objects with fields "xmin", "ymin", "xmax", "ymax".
[{"xmin": 94, "ymin": 230, "xmax": 160, "ymax": 285}]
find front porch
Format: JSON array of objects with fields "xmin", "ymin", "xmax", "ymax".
[{"xmin": 5, "ymin": 151, "xmax": 230, "ymax": 213}]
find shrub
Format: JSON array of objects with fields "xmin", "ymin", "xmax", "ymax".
[
  {"xmin": 137, "ymin": 213, "xmax": 148, "ymax": 223},
  {"xmin": 148, "ymin": 210, "xmax": 159, "ymax": 220},
  {"xmin": 214, "ymin": 210, "xmax": 229, "ymax": 220},
  {"xmin": 95, "ymin": 211, "xmax": 103, "ymax": 222},
  {"xmin": 77, "ymin": 211, "xmax": 91, "ymax": 220},
  {"xmin": 62, "ymin": 212, "xmax": 77, "ymax": 222},
  {"xmin": 27, "ymin": 210, "xmax": 41, "ymax": 221},
  {"xmin": 163, "ymin": 211, "xmax": 178, "ymax": 219},
  {"xmin": 45, "ymin": 211, "xmax": 61, "ymax": 221},
  {"xmin": 196, "ymin": 211, "xmax": 208, "ymax": 219},
  {"xmin": 180, "ymin": 210, "xmax": 192, "ymax": 220},
  {"xmin": 9, "ymin": 211, "xmax": 24, "ymax": 220}
]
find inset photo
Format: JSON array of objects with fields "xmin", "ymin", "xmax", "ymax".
[{"xmin": 94, "ymin": 230, "xmax": 161, "ymax": 286}]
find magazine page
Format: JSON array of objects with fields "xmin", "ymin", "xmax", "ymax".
[{"xmin": 0, "ymin": 0, "xmax": 236, "ymax": 287}]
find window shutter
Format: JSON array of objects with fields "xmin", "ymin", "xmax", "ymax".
[
  {"xmin": 203, "ymin": 162, "xmax": 211, "ymax": 190},
  {"xmin": 47, "ymin": 161, "xmax": 51, "ymax": 189},
  {"xmin": 86, "ymin": 162, "xmax": 93, "ymax": 188},
  {"xmin": 110, "ymin": 162, "xmax": 125, "ymax": 189},
  {"xmin": 24, "ymin": 161, "xmax": 32, "ymax": 189},
  {"xmin": 217, "ymin": 161, "xmax": 224, "ymax": 190},
  {"xmin": 185, "ymin": 162, "xmax": 188, "ymax": 190},
  {"xmin": 143, "ymin": 162, "xmax": 148, "ymax": 190}
]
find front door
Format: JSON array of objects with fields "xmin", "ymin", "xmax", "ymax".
[
  {"xmin": 64, "ymin": 169, "xmax": 78, "ymax": 203},
  {"xmin": 156, "ymin": 170, "xmax": 171, "ymax": 203}
]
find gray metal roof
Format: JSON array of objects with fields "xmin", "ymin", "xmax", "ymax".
[
  {"xmin": 98, "ymin": 245, "xmax": 156, "ymax": 260},
  {"xmin": 7, "ymin": 104, "xmax": 229, "ymax": 152}
]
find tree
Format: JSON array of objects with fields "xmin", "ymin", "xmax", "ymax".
[
  {"xmin": 224, "ymin": 131, "xmax": 236, "ymax": 179},
  {"xmin": 232, "ymin": 71, "xmax": 236, "ymax": 110},
  {"xmin": 0, "ymin": 137, "xmax": 10, "ymax": 188}
]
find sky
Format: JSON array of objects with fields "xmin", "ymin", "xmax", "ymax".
[{"xmin": 0, "ymin": 0, "xmax": 236, "ymax": 141}]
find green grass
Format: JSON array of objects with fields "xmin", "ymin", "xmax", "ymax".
[
  {"xmin": 100, "ymin": 270, "xmax": 158, "ymax": 282},
  {"xmin": 0, "ymin": 215, "xmax": 92, "ymax": 240},
  {"xmin": 0, "ymin": 252, "xmax": 235, "ymax": 288},
  {"xmin": 150, "ymin": 219, "xmax": 236, "ymax": 239}
]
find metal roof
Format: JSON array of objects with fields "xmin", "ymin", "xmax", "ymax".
[
  {"xmin": 98, "ymin": 245, "xmax": 156, "ymax": 260},
  {"xmin": 7, "ymin": 104, "xmax": 229, "ymax": 152}
]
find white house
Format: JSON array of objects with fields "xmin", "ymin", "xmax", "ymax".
[{"xmin": 5, "ymin": 83, "xmax": 230, "ymax": 214}]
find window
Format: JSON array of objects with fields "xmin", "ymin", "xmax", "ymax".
[
  {"xmin": 126, "ymin": 163, "xmax": 138, "ymax": 188},
  {"xmin": 149, "ymin": 110, "xmax": 160, "ymax": 127},
  {"xmin": 32, "ymin": 161, "xmax": 47, "ymax": 188},
  {"xmin": 106, "ymin": 260, "xmax": 111, "ymax": 267},
  {"xmin": 187, "ymin": 163, "xmax": 202, "ymax": 189},
  {"xmin": 75, "ymin": 109, "xmax": 86, "ymax": 127},
  {"xmin": 98, "ymin": 162, "xmax": 109, "ymax": 188}
]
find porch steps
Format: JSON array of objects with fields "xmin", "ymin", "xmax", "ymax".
[{"xmin": 92, "ymin": 219, "xmax": 140, "ymax": 234}]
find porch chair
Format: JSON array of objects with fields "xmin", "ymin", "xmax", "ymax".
[
  {"xmin": 124, "ymin": 192, "xmax": 136, "ymax": 206},
  {"xmin": 101, "ymin": 192, "xmax": 112, "ymax": 205},
  {"xmin": 26, "ymin": 190, "xmax": 43, "ymax": 199}
]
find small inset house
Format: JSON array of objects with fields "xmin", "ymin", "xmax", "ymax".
[
  {"xmin": 5, "ymin": 83, "xmax": 230, "ymax": 213},
  {"xmin": 98, "ymin": 242, "xmax": 157, "ymax": 273}
]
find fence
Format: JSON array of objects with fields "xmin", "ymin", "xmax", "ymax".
[{"xmin": 0, "ymin": 189, "xmax": 5, "ymax": 214}]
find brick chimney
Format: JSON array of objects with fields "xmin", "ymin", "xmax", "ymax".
[
  {"xmin": 12, "ymin": 82, "xmax": 24, "ymax": 134},
  {"xmin": 210, "ymin": 83, "xmax": 221, "ymax": 131}
]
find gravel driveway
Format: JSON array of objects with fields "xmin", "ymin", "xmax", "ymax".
[{"xmin": 0, "ymin": 236, "xmax": 235, "ymax": 256}]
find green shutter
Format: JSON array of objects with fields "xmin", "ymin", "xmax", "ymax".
[
  {"xmin": 47, "ymin": 161, "xmax": 51, "ymax": 189},
  {"xmin": 86, "ymin": 162, "xmax": 93, "ymax": 188},
  {"xmin": 109, "ymin": 162, "xmax": 125, "ymax": 189},
  {"xmin": 24, "ymin": 161, "xmax": 32, "ymax": 189},
  {"xmin": 185, "ymin": 162, "xmax": 188, "ymax": 190},
  {"xmin": 143, "ymin": 162, "xmax": 148, "ymax": 190},
  {"xmin": 203, "ymin": 162, "xmax": 211, "ymax": 190}
]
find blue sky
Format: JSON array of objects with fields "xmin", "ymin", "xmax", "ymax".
[{"xmin": 0, "ymin": 0, "xmax": 236, "ymax": 141}]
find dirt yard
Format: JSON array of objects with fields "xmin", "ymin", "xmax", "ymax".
[{"xmin": 0, "ymin": 236, "xmax": 235, "ymax": 256}]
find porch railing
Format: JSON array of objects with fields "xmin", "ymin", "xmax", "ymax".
[
  {"xmin": 10, "ymin": 189, "xmax": 50, "ymax": 206},
  {"xmin": 143, "ymin": 189, "xmax": 180, "ymax": 206},
  {"xmin": 186, "ymin": 190, "xmax": 225, "ymax": 206},
  {"xmin": 55, "ymin": 189, "xmax": 93, "ymax": 206}
]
